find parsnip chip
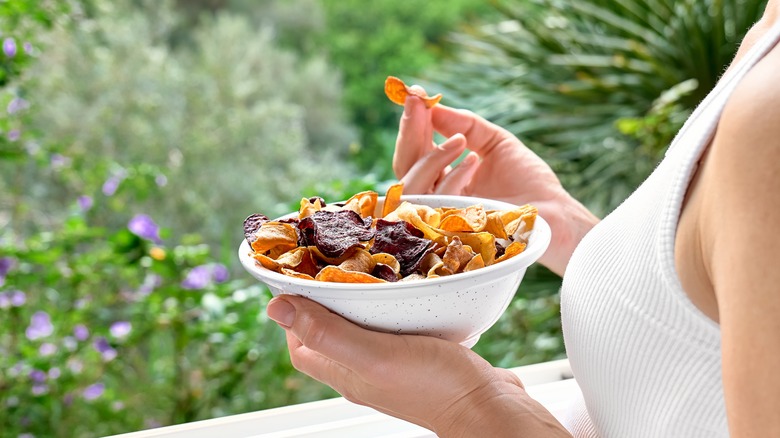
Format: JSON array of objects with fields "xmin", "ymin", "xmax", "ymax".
[
  {"xmin": 280, "ymin": 268, "xmax": 315, "ymax": 280},
  {"xmin": 250, "ymin": 222, "xmax": 299, "ymax": 255},
  {"xmin": 502, "ymin": 205, "xmax": 538, "ymax": 236},
  {"xmin": 338, "ymin": 249, "xmax": 376, "ymax": 274},
  {"xmin": 382, "ymin": 182, "xmax": 404, "ymax": 218},
  {"xmin": 495, "ymin": 241, "xmax": 527, "ymax": 264},
  {"xmin": 315, "ymin": 266, "xmax": 386, "ymax": 283},
  {"xmin": 384, "ymin": 76, "xmax": 442, "ymax": 108},
  {"xmin": 441, "ymin": 237, "xmax": 477, "ymax": 275},
  {"xmin": 438, "ymin": 205, "xmax": 487, "ymax": 233},
  {"xmin": 253, "ymin": 247, "xmax": 319, "ymax": 278},
  {"xmin": 371, "ymin": 253, "xmax": 401, "ymax": 275},
  {"xmin": 441, "ymin": 231, "xmax": 496, "ymax": 266},
  {"xmin": 385, "ymin": 201, "xmax": 443, "ymax": 242},
  {"xmin": 419, "ymin": 252, "xmax": 444, "ymax": 278}
]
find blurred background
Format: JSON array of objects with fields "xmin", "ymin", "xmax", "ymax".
[{"xmin": 0, "ymin": 0, "xmax": 766, "ymax": 436}]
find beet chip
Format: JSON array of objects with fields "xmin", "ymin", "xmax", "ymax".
[
  {"xmin": 298, "ymin": 210, "xmax": 375, "ymax": 259},
  {"xmin": 243, "ymin": 213, "xmax": 269, "ymax": 244},
  {"xmin": 370, "ymin": 219, "xmax": 433, "ymax": 277}
]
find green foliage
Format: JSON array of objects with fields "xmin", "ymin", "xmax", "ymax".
[
  {"xmin": 317, "ymin": 0, "xmax": 498, "ymax": 176},
  {"xmin": 434, "ymin": 0, "xmax": 766, "ymax": 217},
  {"xmin": 7, "ymin": 0, "xmax": 357, "ymax": 252}
]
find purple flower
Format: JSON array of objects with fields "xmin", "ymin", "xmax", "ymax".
[
  {"xmin": 213, "ymin": 264, "xmax": 229, "ymax": 283},
  {"xmin": 0, "ymin": 256, "xmax": 13, "ymax": 277},
  {"xmin": 93, "ymin": 336, "xmax": 117, "ymax": 362},
  {"xmin": 39, "ymin": 343, "xmax": 57, "ymax": 356},
  {"xmin": 31, "ymin": 383, "xmax": 47, "ymax": 396},
  {"xmin": 3, "ymin": 37, "xmax": 16, "ymax": 57},
  {"xmin": 128, "ymin": 214, "xmax": 162, "ymax": 244},
  {"xmin": 29, "ymin": 369, "xmax": 47, "ymax": 383},
  {"xmin": 10, "ymin": 290, "xmax": 25, "ymax": 306},
  {"xmin": 181, "ymin": 264, "xmax": 229, "ymax": 290},
  {"xmin": 83, "ymin": 382, "xmax": 105, "ymax": 401},
  {"xmin": 138, "ymin": 274, "xmax": 162, "ymax": 296},
  {"xmin": 48, "ymin": 367, "xmax": 61, "ymax": 380},
  {"xmin": 23, "ymin": 41, "xmax": 33, "ymax": 54},
  {"xmin": 78, "ymin": 195, "xmax": 93, "ymax": 212},
  {"xmin": 155, "ymin": 174, "xmax": 168, "ymax": 187},
  {"xmin": 7, "ymin": 129, "xmax": 21, "ymax": 141},
  {"xmin": 101, "ymin": 175, "xmax": 122, "ymax": 196},
  {"xmin": 73, "ymin": 324, "xmax": 89, "ymax": 341},
  {"xmin": 25, "ymin": 311, "xmax": 53, "ymax": 340},
  {"xmin": 50, "ymin": 154, "xmax": 71, "ymax": 170},
  {"xmin": 7, "ymin": 97, "xmax": 28, "ymax": 114},
  {"xmin": 110, "ymin": 321, "xmax": 131, "ymax": 339}
]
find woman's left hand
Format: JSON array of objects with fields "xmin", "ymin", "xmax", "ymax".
[{"xmin": 266, "ymin": 295, "xmax": 565, "ymax": 436}]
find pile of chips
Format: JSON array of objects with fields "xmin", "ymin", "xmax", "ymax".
[{"xmin": 243, "ymin": 183, "xmax": 538, "ymax": 284}]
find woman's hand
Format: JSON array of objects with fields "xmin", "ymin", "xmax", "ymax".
[
  {"xmin": 394, "ymin": 93, "xmax": 599, "ymax": 275},
  {"xmin": 267, "ymin": 295, "xmax": 570, "ymax": 437}
]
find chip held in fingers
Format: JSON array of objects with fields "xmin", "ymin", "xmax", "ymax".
[
  {"xmin": 384, "ymin": 76, "xmax": 442, "ymax": 108},
  {"xmin": 242, "ymin": 182, "xmax": 538, "ymax": 284}
]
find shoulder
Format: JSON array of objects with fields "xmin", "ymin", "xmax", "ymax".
[{"xmin": 702, "ymin": 40, "xmax": 780, "ymax": 296}]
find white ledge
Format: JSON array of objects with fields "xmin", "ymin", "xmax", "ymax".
[{"xmin": 106, "ymin": 359, "xmax": 579, "ymax": 438}]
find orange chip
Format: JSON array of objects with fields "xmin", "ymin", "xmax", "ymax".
[
  {"xmin": 250, "ymin": 222, "xmax": 299, "ymax": 255},
  {"xmin": 438, "ymin": 205, "xmax": 487, "ymax": 233},
  {"xmin": 341, "ymin": 191, "xmax": 378, "ymax": 219},
  {"xmin": 484, "ymin": 211, "xmax": 508, "ymax": 240},
  {"xmin": 280, "ymin": 268, "xmax": 315, "ymax": 280},
  {"xmin": 382, "ymin": 182, "xmax": 404, "ymax": 218},
  {"xmin": 253, "ymin": 247, "xmax": 319, "ymax": 278},
  {"xmin": 463, "ymin": 254, "xmax": 485, "ymax": 272},
  {"xmin": 501, "ymin": 205, "xmax": 538, "ymax": 237},
  {"xmin": 495, "ymin": 241, "xmax": 527, "ymax": 263},
  {"xmin": 315, "ymin": 266, "xmax": 386, "ymax": 283},
  {"xmin": 299, "ymin": 197, "xmax": 323, "ymax": 219},
  {"xmin": 384, "ymin": 76, "xmax": 442, "ymax": 109}
]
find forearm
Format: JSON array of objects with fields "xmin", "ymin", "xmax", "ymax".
[
  {"xmin": 432, "ymin": 379, "xmax": 572, "ymax": 437},
  {"xmin": 536, "ymin": 190, "xmax": 600, "ymax": 276}
]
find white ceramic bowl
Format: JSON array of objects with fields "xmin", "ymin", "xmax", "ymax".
[{"xmin": 238, "ymin": 195, "xmax": 551, "ymax": 347}]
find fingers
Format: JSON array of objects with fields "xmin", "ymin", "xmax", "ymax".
[
  {"xmin": 267, "ymin": 295, "xmax": 395, "ymax": 376},
  {"xmin": 431, "ymin": 105, "xmax": 515, "ymax": 156},
  {"xmin": 433, "ymin": 152, "xmax": 480, "ymax": 195},
  {"xmin": 393, "ymin": 92, "xmax": 434, "ymax": 179},
  {"xmin": 401, "ymin": 133, "xmax": 467, "ymax": 194}
]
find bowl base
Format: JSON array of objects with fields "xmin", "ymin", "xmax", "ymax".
[{"xmin": 460, "ymin": 334, "xmax": 481, "ymax": 349}]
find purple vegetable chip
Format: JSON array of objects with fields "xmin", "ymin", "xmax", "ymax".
[
  {"xmin": 369, "ymin": 219, "xmax": 433, "ymax": 277},
  {"xmin": 243, "ymin": 213, "xmax": 269, "ymax": 244},
  {"xmin": 372, "ymin": 263, "xmax": 399, "ymax": 282},
  {"xmin": 298, "ymin": 210, "xmax": 375, "ymax": 259}
]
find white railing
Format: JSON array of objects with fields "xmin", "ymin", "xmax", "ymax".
[{"xmin": 107, "ymin": 359, "xmax": 578, "ymax": 438}]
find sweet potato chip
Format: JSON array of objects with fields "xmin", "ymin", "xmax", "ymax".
[
  {"xmin": 438, "ymin": 205, "xmax": 487, "ymax": 233},
  {"xmin": 299, "ymin": 197, "xmax": 323, "ymax": 219},
  {"xmin": 315, "ymin": 266, "xmax": 386, "ymax": 283},
  {"xmin": 463, "ymin": 254, "xmax": 485, "ymax": 272},
  {"xmin": 495, "ymin": 241, "xmax": 527, "ymax": 264},
  {"xmin": 484, "ymin": 212, "xmax": 508, "ymax": 240},
  {"xmin": 382, "ymin": 182, "xmax": 404, "ymax": 218},
  {"xmin": 250, "ymin": 222, "xmax": 299, "ymax": 255},
  {"xmin": 385, "ymin": 201, "xmax": 443, "ymax": 242},
  {"xmin": 341, "ymin": 191, "xmax": 378, "ymax": 219},
  {"xmin": 384, "ymin": 76, "xmax": 442, "ymax": 108},
  {"xmin": 441, "ymin": 230, "xmax": 496, "ymax": 266}
]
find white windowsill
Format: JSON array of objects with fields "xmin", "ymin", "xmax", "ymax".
[{"xmin": 106, "ymin": 359, "xmax": 578, "ymax": 438}]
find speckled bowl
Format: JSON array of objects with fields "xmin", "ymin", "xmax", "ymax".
[{"xmin": 238, "ymin": 195, "xmax": 551, "ymax": 348}]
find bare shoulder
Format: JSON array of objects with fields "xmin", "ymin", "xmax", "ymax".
[{"xmin": 703, "ymin": 39, "xmax": 780, "ymax": 437}]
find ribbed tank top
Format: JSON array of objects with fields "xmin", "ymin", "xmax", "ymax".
[{"xmin": 559, "ymin": 21, "xmax": 780, "ymax": 437}]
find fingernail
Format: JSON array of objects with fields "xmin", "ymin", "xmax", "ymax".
[
  {"xmin": 267, "ymin": 298, "xmax": 296, "ymax": 328},
  {"xmin": 461, "ymin": 152, "xmax": 479, "ymax": 165},
  {"xmin": 440, "ymin": 134, "xmax": 464, "ymax": 151}
]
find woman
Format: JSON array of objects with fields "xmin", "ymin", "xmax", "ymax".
[{"xmin": 266, "ymin": 1, "xmax": 780, "ymax": 435}]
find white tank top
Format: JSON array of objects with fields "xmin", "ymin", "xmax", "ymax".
[{"xmin": 559, "ymin": 21, "xmax": 780, "ymax": 437}]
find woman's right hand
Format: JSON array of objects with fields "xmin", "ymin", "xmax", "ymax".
[{"xmin": 393, "ymin": 93, "xmax": 599, "ymax": 275}]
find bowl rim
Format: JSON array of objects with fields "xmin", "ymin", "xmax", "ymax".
[{"xmin": 238, "ymin": 194, "xmax": 551, "ymax": 297}]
